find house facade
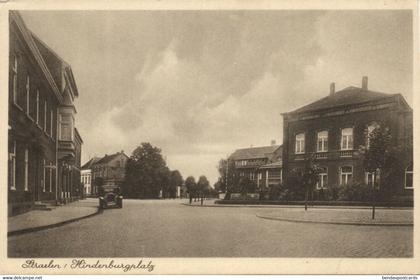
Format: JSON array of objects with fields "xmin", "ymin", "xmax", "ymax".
[
  {"xmin": 8, "ymin": 12, "xmax": 83, "ymax": 215},
  {"xmin": 81, "ymin": 157, "xmax": 100, "ymax": 197},
  {"xmin": 91, "ymin": 151, "xmax": 129, "ymax": 195},
  {"xmin": 229, "ymin": 143, "xmax": 283, "ymax": 192},
  {"xmin": 281, "ymin": 77, "xmax": 413, "ymax": 201}
]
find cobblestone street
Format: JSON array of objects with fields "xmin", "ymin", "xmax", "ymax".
[{"xmin": 8, "ymin": 199, "xmax": 413, "ymax": 258}]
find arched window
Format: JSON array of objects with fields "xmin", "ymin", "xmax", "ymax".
[{"xmin": 405, "ymin": 163, "xmax": 413, "ymax": 189}]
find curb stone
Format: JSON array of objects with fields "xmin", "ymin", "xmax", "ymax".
[
  {"xmin": 181, "ymin": 203, "xmax": 411, "ymax": 210},
  {"xmin": 256, "ymin": 214, "xmax": 413, "ymax": 227},
  {"xmin": 8, "ymin": 207, "xmax": 103, "ymax": 237}
]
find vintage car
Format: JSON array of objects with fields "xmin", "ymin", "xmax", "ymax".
[{"xmin": 98, "ymin": 186, "xmax": 123, "ymax": 209}]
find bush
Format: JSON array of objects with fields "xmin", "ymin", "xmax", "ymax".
[
  {"xmin": 282, "ymin": 180, "xmax": 306, "ymax": 201},
  {"xmin": 337, "ymin": 183, "xmax": 372, "ymax": 202},
  {"xmin": 268, "ymin": 183, "xmax": 283, "ymax": 200},
  {"xmin": 313, "ymin": 185, "xmax": 341, "ymax": 201}
]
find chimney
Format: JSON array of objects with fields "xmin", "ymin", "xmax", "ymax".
[
  {"xmin": 271, "ymin": 140, "xmax": 276, "ymax": 146},
  {"xmin": 329, "ymin": 82, "xmax": 335, "ymax": 95},
  {"xmin": 362, "ymin": 76, "xmax": 368, "ymax": 90}
]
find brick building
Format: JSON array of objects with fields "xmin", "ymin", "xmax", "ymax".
[
  {"xmin": 281, "ymin": 77, "xmax": 413, "ymax": 201},
  {"xmin": 8, "ymin": 11, "xmax": 82, "ymax": 215},
  {"xmin": 90, "ymin": 151, "xmax": 129, "ymax": 195},
  {"xmin": 229, "ymin": 143, "xmax": 282, "ymax": 191}
]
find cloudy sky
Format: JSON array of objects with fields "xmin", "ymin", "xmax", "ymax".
[{"xmin": 19, "ymin": 10, "xmax": 413, "ymax": 184}]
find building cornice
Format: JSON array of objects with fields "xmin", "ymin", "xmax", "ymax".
[{"xmin": 283, "ymin": 96, "xmax": 404, "ymax": 122}]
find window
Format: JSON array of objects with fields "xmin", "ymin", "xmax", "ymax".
[
  {"xmin": 26, "ymin": 75, "xmax": 30, "ymax": 114},
  {"xmin": 43, "ymin": 159, "xmax": 46, "ymax": 192},
  {"xmin": 60, "ymin": 114, "xmax": 73, "ymax": 141},
  {"xmin": 405, "ymin": 163, "xmax": 413, "ymax": 189},
  {"xmin": 258, "ymin": 173, "xmax": 262, "ymax": 180},
  {"xmin": 49, "ymin": 161, "xmax": 53, "ymax": 192},
  {"xmin": 50, "ymin": 110, "xmax": 54, "ymax": 138},
  {"xmin": 12, "ymin": 55, "xmax": 18, "ymax": 104},
  {"xmin": 316, "ymin": 167, "xmax": 328, "ymax": 189},
  {"xmin": 366, "ymin": 123, "xmax": 379, "ymax": 149},
  {"xmin": 36, "ymin": 90, "xmax": 39, "ymax": 124},
  {"xmin": 8, "ymin": 141, "xmax": 16, "ymax": 190},
  {"xmin": 44, "ymin": 101, "xmax": 47, "ymax": 132},
  {"xmin": 295, "ymin": 133, "xmax": 305, "ymax": 154},
  {"xmin": 340, "ymin": 166, "xmax": 353, "ymax": 185},
  {"xmin": 341, "ymin": 128, "xmax": 353, "ymax": 150},
  {"xmin": 24, "ymin": 149, "xmax": 29, "ymax": 191},
  {"xmin": 317, "ymin": 131, "xmax": 328, "ymax": 152},
  {"xmin": 365, "ymin": 171, "xmax": 379, "ymax": 188}
]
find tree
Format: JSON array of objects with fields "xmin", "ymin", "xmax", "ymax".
[
  {"xmin": 185, "ymin": 176, "xmax": 196, "ymax": 204},
  {"xmin": 214, "ymin": 179, "xmax": 223, "ymax": 193},
  {"xmin": 197, "ymin": 175, "xmax": 210, "ymax": 195},
  {"xmin": 238, "ymin": 177, "xmax": 257, "ymax": 194},
  {"xmin": 168, "ymin": 170, "xmax": 183, "ymax": 198},
  {"xmin": 360, "ymin": 126, "xmax": 396, "ymax": 219},
  {"xmin": 123, "ymin": 142, "xmax": 169, "ymax": 199},
  {"xmin": 301, "ymin": 153, "xmax": 321, "ymax": 211},
  {"xmin": 215, "ymin": 158, "xmax": 237, "ymax": 194}
]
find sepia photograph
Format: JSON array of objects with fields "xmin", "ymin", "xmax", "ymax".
[{"xmin": 1, "ymin": 0, "xmax": 419, "ymax": 275}]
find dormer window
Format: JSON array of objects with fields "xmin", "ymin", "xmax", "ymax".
[
  {"xmin": 36, "ymin": 90, "xmax": 39, "ymax": 124},
  {"xmin": 295, "ymin": 133, "xmax": 305, "ymax": 154},
  {"xmin": 26, "ymin": 75, "xmax": 30, "ymax": 114},
  {"xmin": 341, "ymin": 128, "xmax": 353, "ymax": 150},
  {"xmin": 12, "ymin": 55, "xmax": 18, "ymax": 104}
]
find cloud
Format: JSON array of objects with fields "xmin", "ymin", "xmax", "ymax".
[{"xmin": 20, "ymin": 10, "xmax": 412, "ymax": 184}]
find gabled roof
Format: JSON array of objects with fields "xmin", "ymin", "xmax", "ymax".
[
  {"xmin": 31, "ymin": 32, "xmax": 79, "ymax": 98},
  {"xmin": 287, "ymin": 86, "xmax": 400, "ymax": 115},
  {"xmin": 95, "ymin": 152, "xmax": 129, "ymax": 165},
  {"xmin": 9, "ymin": 11, "xmax": 63, "ymax": 104},
  {"xmin": 229, "ymin": 145, "xmax": 281, "ymax": 161},
  {"xmin": 81, "ymin": 157, "xmax": 101, "ymax": 170}
]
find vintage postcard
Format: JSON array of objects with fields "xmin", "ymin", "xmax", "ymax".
[{"xmin": 0, "ymin": 0, "xmax": 419, "ymax": 275}]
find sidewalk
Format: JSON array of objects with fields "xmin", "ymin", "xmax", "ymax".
[
  {"xmin": 8, "ymin": 198, "xmax": 100, "ymax": 236},
  {"xmin": 183, "ymin": 200, "xmax": 413, "ymax": 226},
  {"xmin": 183, "ymin": 200, "xmax": 412, "ymax": 210},
  {"xmin": 256, "ymin": 207, "xmax": 413, "ymax": 226}
]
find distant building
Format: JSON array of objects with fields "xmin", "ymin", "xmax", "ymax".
[
  {"xmin": 281, "ymin": 77, "xmax": 413, "ymax": 201},
  {"xmin": 8, "ymin": 12, "xmax": 83, "ymax": 215},
  {"xmin": 91, "ymin": 151, "xmax": 129, "ymax": 195},
  {"xmin": 81, "ymin": 157, "xmax": 100, "ymax": 196},
  {"xmin": 229, "ymin": 143, "xmax": 283, "ymax": 191}
]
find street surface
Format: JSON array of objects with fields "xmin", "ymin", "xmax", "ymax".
[{"xmin": 8, "ymin": 199, "xmax": 412, "ymax": 257}]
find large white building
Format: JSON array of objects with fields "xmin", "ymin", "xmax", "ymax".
[{"xmin": 80, "ymin": 157, "xmax": 100, "ymax": 196}]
